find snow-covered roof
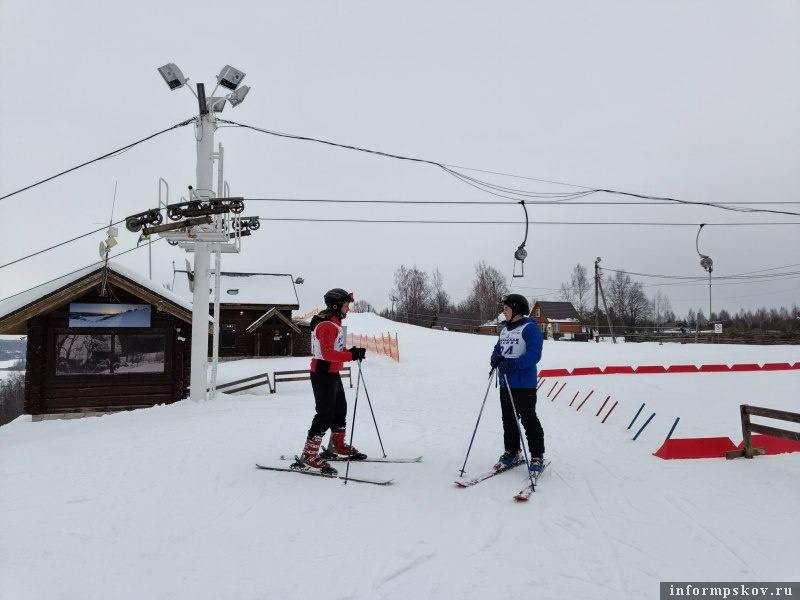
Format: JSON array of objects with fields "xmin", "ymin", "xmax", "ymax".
[
  {"xmin": 0, "ymin": 261, "xmax": 195, "ymax": 326},
  {"xmin": 173, "ymin": 271, "xmax": 299, "ymax": 307},
  {"xmin": 480, "ymin": 313, "xmax": 505, "ymax": 327}
]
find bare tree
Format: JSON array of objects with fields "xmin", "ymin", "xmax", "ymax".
[
  {"xmin": 431, "ymin": 268, "xmax": 451, "ymax": 315},
  {"xmin": 570, "ymin": 264, "xmax": 591, "ymax": 318},
  {"xmin": 391, "ymin": 265, "xmax": 434, "ymax": 326},
  {"xmin": 607, "ymin": 271, "xmax": 632, "ymax": 324},
  {"xmin": 468, "ymin": 261, "xmax": 509, "ymax": 322},
  {"xmin": 352, "ymin": 300, "xmax": 375, "ymax": 313},
  {"xmin": 607, "ymin": 270, "xmax": 651, "ymax": 326},
  {"xmin": 652, "ymin": 291, "xmax": 673, "ymax": 329}
]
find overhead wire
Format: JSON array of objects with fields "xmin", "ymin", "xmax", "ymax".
[
  {"xmin": 0, "ymin": 219, "xmax": 128, "ymax": 270},
  {"xmin": 255, "ymin": 217, "xmax": 800, "ymax": 226},
  {"xmin": 218, "ymin": 118, "xmax": 800, "ymax": 217},
  {"xmin": 247, "ymin": 197, "xmax": 800, "ymax": 206},
  {"xmin": 0, "ymin": 239, "xmax": 163, "ymax": 304},
  {"xmin": 0, "ymin": 117, "xmax": 196, "ymax": 202}
]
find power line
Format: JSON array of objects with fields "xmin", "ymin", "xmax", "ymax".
[
  {"xmin": 219, "ymin": 118, "xmax": 800, "ymax": 217},
  {"xmin": 247, "ymin": 197, "xmax": 800, "ymax": 206},
  {"xmin": 0, "ymin": 118, "xmax": 195, "ymax": 202},
  {"xmin": 0, "ymin": 219, "xmax": 128, "ymax": 271},
  {"xmin": 256, "ymin": 217, "xmax": 800, "ymax": 226},
  {"xmin": 601, "ymin": 265, "xmax": 800, "ymax": 281}
]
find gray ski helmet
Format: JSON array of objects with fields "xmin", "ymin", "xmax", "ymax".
[
  {"xmin": 501, "ymin": 293, "xmax": 530, "ymax": 317},
  {"xmin": 324, "ymin": 288, "xmax": 354, "ymax": 309}
]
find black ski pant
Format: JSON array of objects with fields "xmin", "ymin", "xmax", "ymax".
[
  {"xmin": 499, "ymin": 385, "xmax": 545, "ymax": 458},
  {"xmin": 308, "ymin": 371, "xmax": 348, "ymax": 438}
]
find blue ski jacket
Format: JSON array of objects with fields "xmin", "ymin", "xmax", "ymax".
[{"xmin": 490, "ymin": 316, "xmax": 543, "ymax": 388}]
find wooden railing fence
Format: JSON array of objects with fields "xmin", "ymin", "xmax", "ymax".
[{"xmin": 726, "ymin": 404, "xmax": 800, "ymax": 459}]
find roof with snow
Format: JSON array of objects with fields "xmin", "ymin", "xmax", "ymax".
[
  {"xmin": 174, "ymin": 271, "xmax": 299, "ymax": 308},
  {"xmin": 533, "ymin": 301, "xmax": 580, "ymax": 320},
  {"xmin": 480, "ymin": 313, "xmax": 505, "ymax": 327},
  {"xmin": 0, "ymin": 261, "xmax": 200, "ymax": 335}
]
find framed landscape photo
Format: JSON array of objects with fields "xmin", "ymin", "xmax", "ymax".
[{"xmin": 68, "ymin": 303, "xmax": 151, "ymax": 328}]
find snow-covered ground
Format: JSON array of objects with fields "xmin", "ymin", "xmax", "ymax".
[{"xmin": 1, "ymin": 313, "xmax": 798, "ymax": 599}]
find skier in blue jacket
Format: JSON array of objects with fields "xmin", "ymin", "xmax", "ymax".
[{"xmin": 490, "ymin": 294, "xmax": 545, "ymax": 475}]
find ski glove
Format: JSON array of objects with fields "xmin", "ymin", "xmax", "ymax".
[
  {"xmin": 349, "ymin": 346, "xmax": 367, "ymax": 361},
  {"xmin": 490, "ymin": 355, "xmax": 505, "ymax": 369}
]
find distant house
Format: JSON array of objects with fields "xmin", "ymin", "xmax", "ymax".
[
  {"xmin": 530, "ymin": 301, "xmax": 589, "ymax": 339},
  {"xmin": 478, "ymin": 313, "xmax": 505, "ymax": 335},
  {"xmin": 0, "ymin": 262, "xmax": 199, "ymax": 416},
  {"xmin": 173, "ymin": 270, "xmax": 305, "ymax": 358}
]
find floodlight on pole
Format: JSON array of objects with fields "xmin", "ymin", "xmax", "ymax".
[
  {"xmin": 227, "ymin": 85, "xmax": 250, "ymax": 107},
  {"xmin": 217, "ymin": 65, "xmax": 246, "ymax": 90},
  {"xmin": 206, "ymin": 97, "xmax": 226, "ymax": 112},
  {"xmin": 158, "ymin": 63, "xmax": 187, "ymax": 90}
]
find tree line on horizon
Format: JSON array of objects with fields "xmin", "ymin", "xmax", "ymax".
[{"xmin": 353, "ymin": 262, "xmax": 799, "ymax": 334}]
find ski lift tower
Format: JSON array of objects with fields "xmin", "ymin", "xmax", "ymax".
[{"xmin": 125, "ymin": 63, "xmax": 258, "ymax": 402}]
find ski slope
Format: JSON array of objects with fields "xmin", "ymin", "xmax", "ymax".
[{"xmin": 1, "ymin": 313, "xmax": 798, "ymax": 600}]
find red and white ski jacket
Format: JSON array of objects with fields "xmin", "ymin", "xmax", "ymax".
[{"xmin": 310, "ymin": 313, "xmax": 353, "ymax": 373}]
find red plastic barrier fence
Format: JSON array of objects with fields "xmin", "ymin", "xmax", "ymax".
[
  {"xmin": 653, "ymin": 437, "xmax": 738, "ymax": 460},
  {"xmin": 635, "ymin": 365, "xmax": 668, "ymax": 374},
  {"xmin": 763, "ymin": 362, "xmax": 793, "ymax": 371},
  {"xmin": 699, "ymin": 364, "xmax": 730, "ymax": 372},
  {"xmin": 735, "ymin": 434, "xmax": 800, "ymax": 456},
  {"xmin": 604, "ymin": 366, "xmax": 635, "ymax": 374},
  {"xmin": 538, "ymin": 363, "xmax": 798, "ymax": 378},
  {"xmin": 666, "ymin": 365, "xmax": 699, "ymax": 373},
  {"xmin": 572, "ymin": 367, "xmax": 603, "ymax": 376}
]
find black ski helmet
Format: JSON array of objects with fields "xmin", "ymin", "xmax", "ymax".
[
  {"xmin": 324, "ymin": 288, "xmax": 354, "ymax": 310},
  {"xmin": 501, "ymin": 293, "xmax": 530, "ymax": 318}
]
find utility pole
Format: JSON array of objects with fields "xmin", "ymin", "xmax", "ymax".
[
  {"xmin": 594, "ymin": 257, "xmax": 600, "ymax": 342},
  {"xmin": 595, "ymin": 257, "xmax": 617, "ymax": 343}
]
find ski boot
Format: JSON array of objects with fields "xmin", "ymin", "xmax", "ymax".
[
  {"xmin": 321, "ymin": 428, "xmax": 367, "ymax": 461},
  {"xmin": 496, "ymin": 450, "xmax": 522, "ymax": 469},
  {"xmin": 291, "ymin": 435, "xmax": 337, "ymax": 476},
  {"xmin": 528, "ymin": 456, "xmax": 545, "ymax": 478}
]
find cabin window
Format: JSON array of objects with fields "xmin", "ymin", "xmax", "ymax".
[
  {"xmin": 221, "ymin": 324, "xmax": 237, "ymax": 348},
  {"xmin": 226, "ymin": 289, "xmax": 239, "ymax": 295},
  {"xmin": 535, "ymin": 307, "xmax": 541, "ymax": 317},
  {"xmin": 55, "ymin": 333, "xmax": 166, "ymax": 375}
]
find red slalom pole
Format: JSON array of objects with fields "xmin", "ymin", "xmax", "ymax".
[
  {"xmin": 551, "ymin": 382, "xmax": 567, "ymax": 402},
  {"xmin": 601, "ymin": 400, "xmax": 619, "ymax": 423},
  {"xmin": 576, "ymin": 390, "xmax": 594, "ymax": 411},
  {"xmin": 595, "ymin": 395, "xmax": 611, "ymax": 417}
]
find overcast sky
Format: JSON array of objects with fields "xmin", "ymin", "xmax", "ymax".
[{"xmin": 1, "ymin": 1, "xmax": 798, "ymax": 317}]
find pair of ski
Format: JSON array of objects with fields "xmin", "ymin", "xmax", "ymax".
[
  {"xmin": 455, "ymin": 459, "xmax": 549, "ymax": 501},
  {"xmin": 255, "ymin": 454, "xmax": 423, "ymax": 486}
]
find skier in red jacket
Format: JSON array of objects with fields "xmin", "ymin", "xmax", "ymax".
[{"xmin": 293, "ymin": 288, "xmax": 367, "ymax": 475}]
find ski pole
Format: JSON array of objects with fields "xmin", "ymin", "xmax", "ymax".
[
  {"xmin": 504, "ymin": 374, "xmax": 535, "ymax": 490},
  {"xmin": 343, "ymin": 363, "xmax": 363, "ymax": 485},
  {"xmin": 459, "ymin": 368, "xmax": 496, "ymax": 478},
  {"xmin": 358, "ymin": 360, "xmax": 387, "ymax": 458}
]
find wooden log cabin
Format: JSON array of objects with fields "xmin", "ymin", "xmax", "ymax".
[
  {"xmin": 0, "ymin": 262, "xmax": 202, "ymax": 416},
  {"xmin": 172, "ymin": 270, "xmax": 307, "ymax": 358}
]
